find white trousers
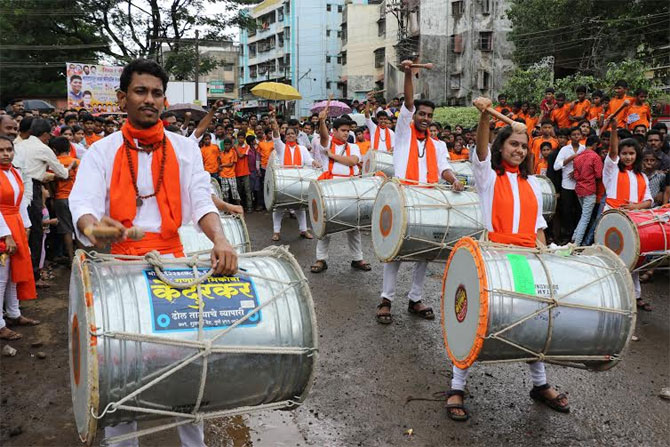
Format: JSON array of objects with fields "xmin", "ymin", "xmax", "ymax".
[
  {"xmin": 632, "ymin": 272, "xmax": 641, "ymax": 299},
  {"xmin": 315, "ymin": 230, "xmax": 363, "ymax": 261},
  {"xmin": 381, "ymin": 261, "xmax": 428, "ymax": 303},
  {"xmin": 104, "ymin": 421, "xmax": 205, "ymax": 447},
  {"xmin": 272, "ymin": 209, "xmax": 307, "ymax": 233},
  {"xmin": 0, "ymin": 260, "xmax": 20, "ymax": 330},
  {"xmin": 451, "ymin": 362, "xmax": 547, "ymax": 391}
]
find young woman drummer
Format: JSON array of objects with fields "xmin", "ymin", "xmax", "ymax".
[
  {"xmin": 602, "ymin": 119, "xmax": 653, "ymax": 309},
  {"xmin": 444, "ymin": 97, "xmax": 570, "ymax": 421}
]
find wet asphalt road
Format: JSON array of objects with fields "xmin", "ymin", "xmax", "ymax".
[{"xmin": 243, "ymin": 209, "xmax": 670, "ymax": 447}]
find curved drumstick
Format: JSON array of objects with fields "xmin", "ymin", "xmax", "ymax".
[
  {"xmin": 485, "ymin": 106, "xmax": 527, "ymax": 134},
  {"xmin": 409, "ymin": 63, "xmax": 434, "ymax": 69},
  {"xmin": 84, "ymin": 226, "xmax": 145, "ymax": 241},
  {"xmin": 607, "ymin": 99, "xmax": 630, "ymax": 120}
]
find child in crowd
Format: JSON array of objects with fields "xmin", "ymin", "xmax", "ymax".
[
  {"xmin": 246, "ymin": 135, "xmax": 263, "ymax": 211},
  {"xmin": 587, "ymin": 90, "xmax": 605, "ymax": 130},
  {"xmin": 355, "ymin": 127, "xmax": 371, "ymax": 155},
  {"xmin": 626, "ymin": 89, "xmax": 652, "ymax": 131},
  {"xmin": 199, "ymin": 133, "xmax": 220, "ymax": 179},
  {"xmin": 218, "ymin": 138, "xmax": 240, "ymax": 205},
  {"xmin": 551, "ymin": 93, "xmax": 572, "ymax": 129},
  {"xmin": 572, "ymin": 135, "xmax": 603, "ymax": 245},
  {"xmin": 642, "ymin": 150, "xmax": 665, "ymax": 205},
  {"xmin": 50, "ymin": 137, "xmax": 78, "ymax": 263},
  {"xmin": 569, "ymin": 85, "xmax": 591, "ymax": 125},
  {"xmin": 234, "ymin": 132, "xmax": 252, "ymax": 213},
  {"xmin": 540, "ymin": 87, "xmax": 556, "ymax": 120},
  {"xmin": 535, "ymin": 142, "xmax": 552, "ymax": 175},
  {"xmin": 449, "ymin": 140, "xmax": 470, "ymax": 161}
]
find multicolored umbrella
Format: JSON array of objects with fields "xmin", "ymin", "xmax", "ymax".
[
  {"xmin": 251, "ymin": 82, "xmax": 302, "ymax": 100},
  {"xmin": 310, "ymin": 100, "xmax": 351, "ymax": 117}
]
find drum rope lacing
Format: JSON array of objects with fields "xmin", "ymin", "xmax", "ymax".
[
  {"xmin": 476, "ymin": 242, "xmax": 636, "ymax": 369},
  {"xmin": 318, "ymin": 175, "xmax": 382, "ymax": 233},
  {"xmin": 82, "ymin": 247, "xmax": 316, "ymax": 446},
  {"xmin": 269, "ymin": 166, "xmax": 317, "ymax": 208},
  {"xmin": 632, "ymin": 210, "xmax": 670, "ymax": 272}
]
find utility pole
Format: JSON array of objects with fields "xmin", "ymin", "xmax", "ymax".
[{"xmin": 195, "ymin": 30, "xmax": 200, "ymax": 101}]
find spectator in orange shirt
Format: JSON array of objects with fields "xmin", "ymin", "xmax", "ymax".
[
  {"xmin": 82, "ymin": 114, "xmax": 101, "ymax": 147},
  {"xmin": 494, "ymin": 94, "xmax": 509, "ymax": 127},
  {"xmin": 569, "ymin": 85, "xmax": 591, "ymax": 124},
  {"xmin": 525, "ymin": 103, "xmax": 539, "ymax": 136},
  {"xmin": 199, "ymin": 133, "xmax": 220, "ymax": 178},
  {"xmin": 50, "ymin": 137, "xmax": 78, "ymax": 263},
  {"xmin": 551, "ymin": 93, "xmax": 572, "ymax": 129},
  {"xmin": 448, "ymin": 140, "xmax": 470, "ymax": 161},
  {"xmin": 535, "ymin": 142, "xmax": 553, "ymax": 175},
  {"xmin": 626, "ymin": 88, "xmax": 651, "ymax": 131},
  {"xmin": 587, "ymin": 90, "xmax": 604, "ymax": 129},
  {"xmin": 234, "ymin": 133, "xmax": 253, "ymax": 212},
  {"xmin": 607, "ymin": 79, "xmax": 633, "ymax": 128},
  {"xmin": 218, "ymin": 138, "xmax": 240, "ymax": 204},
  {"xmin": 257, "ymin": 128, "xmax": 275, "ymax": 169},
  {"xmin": 530, "ymin": 120, "xmax": 558, "ymax": 168},
  {"xmin": 355, "ymin": 127, "xmax": 371, "ymax": 155}
]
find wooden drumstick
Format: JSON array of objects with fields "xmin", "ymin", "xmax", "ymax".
[
  {"xmin": 485, "ymin": 107, "xmax": 527, "ymax": 134},
  {"xmin": 84, "ymin": 226, "xmax": 145, "ymax": 241},
  {"xmin": 409, "ymin": 63, "xmax": 434, "ymax": 69},
  {"xmin": 607, "ymin": 99, "xmax": 630, "ymax": 120}
]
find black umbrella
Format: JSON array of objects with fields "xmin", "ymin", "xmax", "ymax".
[
  {"xmin": 22, "ymin": 99, "xmax": 55, "ymax": 112},
  {"xmin": 168, "ymin": 103, "xmax": 208, "ymax": 120}
]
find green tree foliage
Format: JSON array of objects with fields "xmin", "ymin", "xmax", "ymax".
[
  {"xmin": 0, "ymin": 0, "xmax": 108, "ymax": 104},
  {"xmin": 506, "ymin": 0, "xmax": 670, "ymax": 77},
  {"xmin": 434, "ymin": 107, "xmax": 480, "ymax": 128},
  {"xmin": 164, "ymin": 45, "xmax": 220, "ymax": 81}
]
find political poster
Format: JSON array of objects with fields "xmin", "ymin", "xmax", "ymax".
[{"xmin": 66, "ymin": 62, "xmax": 124, "ymax": 113}]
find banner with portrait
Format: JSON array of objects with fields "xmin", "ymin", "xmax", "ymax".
[{"xmin": 66, "ymin": 62, "xmax": 124, "ymax": 112}]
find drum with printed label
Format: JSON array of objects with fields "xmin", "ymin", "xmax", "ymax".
[
  {"xmin": 594, "ymin": 207, "xmax": 670, "ymax": 271},
  {"xmin": 264, "ymin": 160, "xmax": 321, "ymax": 210},
  {"xmin": 361, "ymin": 149, "xmax": 394, "ymax": 177},
  {"xmin": 210, "ymin": 177, "xmax": 223, "ymax": 200},
  {"xmin": 441, "ymin": 238, "xmax": 635, "ymax": 371},
  {"xmin": 68, "ymin": 246, "xmax": 317, "ymax": 445},
  {"xmin": 371, "ymin": 179, "xmax": 484, "ymax": 262},
  {"xmin": 308, "ymin": 174, "xmax": 386, "ymax": 238},
  {"xmin": 179, "ymin": 213, "xmax": 251, "ymax": 254},
  {"xmin": 450, "ymin": 161, "xmax": 475, "ymax": 187}
]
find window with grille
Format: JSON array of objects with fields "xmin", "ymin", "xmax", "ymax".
[{"xmin": 480, "ymin": 32, "xmax": 492, "ymax": 51}]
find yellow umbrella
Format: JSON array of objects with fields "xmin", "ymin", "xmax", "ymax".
[{"xmin": 251, "ymin": 82, "xmax": 302, "ymax": 100}]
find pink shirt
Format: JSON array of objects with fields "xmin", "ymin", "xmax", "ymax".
[{"xmin": 573, "ymin": 149, "xmax": 603, "ymax": 197}]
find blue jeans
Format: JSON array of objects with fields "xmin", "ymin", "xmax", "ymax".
[
  {"xmin": 584, "ymin": 197, "xmax": 606, "ymax": 246},
  {"xmin": 572, "ymin": 194, "xmax": 596, "ymax": 245}
]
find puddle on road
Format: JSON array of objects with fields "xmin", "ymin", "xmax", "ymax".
[{"xmin": 207, "ymin": 411, "xmax": 305, "ymax": 447}]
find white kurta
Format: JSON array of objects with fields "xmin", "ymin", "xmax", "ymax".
[
  {"xmin": 312, "ymin": 138, "xmax": 361, "ymax": 177},
  {"xmin": 393, "ymin": 104, "xmax": 452, "ymax": 182},
  {"xmin": 69, "ymin": 130, "xmax": 217, "ymax": 246},
  {"xmin": 602, "ymin": 156, "xmax": 652, "ymax": 211},
  {"xmin": 553, "ymin": 143, "xmax": 586, "ymax": 190},
  {"xmin": 272, "ymin": 137, "xmax": 314, "ymax": 166},
  {"xmin": 365, "ymin": 118, "xmax": 396, "ymax": 152}
]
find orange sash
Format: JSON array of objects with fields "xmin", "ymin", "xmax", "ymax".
[
  {"xmin": 605, "ymin": 169, "xmax": 646, "ymax": 209},
  {"xmin": 403, "ymin": 123, "xmax": 438, "ymax": 185},
  {"xmin": 374, "ymin": 126, "xmax": 392, "ymax": 152},
  {"xmin": 85, "ymin": 133, "xmax": 101, "ymax": 147},
  {"xmin": 283, "ymin": 142, "xmax": 302, "ymax": 166},
  {"xmin": 0, "ymin": 166, "xmax": 36, "ymax": 300},
  {"xmin": 489, "ymin": 167, "xmax": 538, "ymax": 248},
  {"xmin": 69, "ymin": 143, "xmax": 78, "ymax": 159},
  {"xmin": 318, "ymin": 138, "xmax": 354, "ymax": 180},
  {"xmin": 110, "ymin": 121, "xmax": 183, "ymax": 254}
]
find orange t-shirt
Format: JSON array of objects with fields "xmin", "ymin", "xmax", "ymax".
[
  {"xmin": 357, "ymin": 140, "xmax": 371, "ymax": 156},
  {"xmin": 530, "ymin": 137, "xmax": 558, "ymax": 162},
  {"xmin": 235, "ymin": 144, "xmax": 251, "ymax": 177},
  {"xmin": 525, "ymin": 115, "xmax": 539, "ymax": 135},
  {"xmin": 535, "ymin": 159, "xmax": 548, "ymax": 176},
  {"xmin": 449, "ymin": 149, "xmax": 470, "ymax": 161},
  {"xmin": 587, "ymin": 104, "xmax": 603, "ymax": 122},
  {"xmin": 200, "ymin": 144, "xmax": 220, "ymax": 174},
  {"xmin": 218, "ymin": 150, "xmax": 238, "ymax": 178},
  {"xmin": 607, "ymin": 96, "xmax": 634, "ymax": 128},
  {"xmin": 55, "ymin": 155, "xmax": 77, "ymax": 199},
  {"xmin": 258, "ymin": 140, "xmax": 274, "ymax": 168},
  {"xmin": 569, "ymin": 99, "xmax": 591, "ymax": 121},
  {"xmin": 85, "ymin": 133, "xmax": 102, "ymax": 146},
  {"xmin": 551, "ymin": 104, "xmax": 572, "ymax": 129},
  {"xmin": 626, "ymin": 103, "xmax": 651, "ymax": 130}
]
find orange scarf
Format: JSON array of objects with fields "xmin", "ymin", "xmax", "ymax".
[
  {"xmin": 69, "ymin": 143, "xmax": 78, "ymax": 159},
  {"xmin": 374, "ymin": 126, "xmax": 392, "ymax": 152},
  {"xmin": 606, "ymin": 168, "xmax": 647, "ymax": 209},
  {"xmin": 318, "ymin": 137, "xmax": 354, "ymax": 180},
  {"xmin": 0, "ymin": 165, "xmax": 36, "ymax": 300},
  {"xmin": 403, "ymin": 122, "xmax": 438, "ymax": 184},
  {"xmin": 110, "ymin": 121, "xmax": 183, "ymax": 256},
  {"xmin": 85, "ymin": 133, "xmax": 101, "ymax": 147},
  {"xmin": 489, "ymin": 163, "xmax": 538, "ymax": 248},
  {"xmin": 283, "ymin": 142, "xmax": 302, "ymax": 166}
]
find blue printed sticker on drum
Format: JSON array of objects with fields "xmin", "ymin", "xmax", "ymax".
[{"xmin": 144, "ymin": 269, "xmax": 262, "ymax": 332}]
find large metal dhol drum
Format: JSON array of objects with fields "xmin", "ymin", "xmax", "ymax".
[
  {"xmin": 535, "ymin": 175, "xmax": 558, "ymax": 220},
  {"xmin": 361, "ymin": 149, "xmax": 394, "ymax": 177},
  {"xmin": 179, "ymin": 213, "xmax": 251, "ymax": 254},
  {"xmin": 210, "ymin": 177, "xmax": 223, "ymax": 200},
  {"xmin": 441, "ymin": 237, "xmax": 635, "ymax": 371},
  {"xmin": 308, "ymin": 174, "xmax": 385, "ymax": 238},
  {"xmin": 69, "ymin": 246, "xmax": 317, "ymax": 445},
  {"xmin": 371, "ymin": 179, "xmax": 484, "ymax": 262},
  {"xmin": 594, "ymin": 207, "xmax": 670, "ymax": 271},
  {"xmin": 450, "ymin": 161, "xmax": 475, "ymax": 187},
  {"xmin": 264, "ymin": 161, "xmax": 321, "ymax": 210}
]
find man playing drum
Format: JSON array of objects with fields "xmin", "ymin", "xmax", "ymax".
[
  {"xmin": 444, "ymin": 97, "xmax": 569, "ymax": 421},
  {"xmin": 69, "ymin": 59, "xmax": 238, "ymax": 446},
  {"xmin": 269, "ymin": 113, "xmax": 321, "ymax": 241},
  {"xmin": 375, "ymin": 60, "xmax": 464, "ymax": 324},
  {"xmin": 310, "ymin": 109, "xmax": 371, "ymax": 273}
]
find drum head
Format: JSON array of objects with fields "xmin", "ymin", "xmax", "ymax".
[
  {"xmin": 594, "ymin": 210, "xmax": 639, "ymax": 270},
  {"xmin": 441, "ymin": 237, "xmax": 488, "ymax": 369},
  {"xmin": 362, "ymin": 151, "xmax": 374, "ymax": 175},
  {"xmin": 69, "ymin": 252, "xmax": 99, "ymax": 445},
  {"xmin": 264, "ymin": 164, "xmax": 275, "ymax": 210},
  {"xmin": 308, "ymin": 181, "xmax": 327, "ymax": 238},
  {"xmin": 371, "ymin": 180, "xmax": 406, "ymax": 262}
]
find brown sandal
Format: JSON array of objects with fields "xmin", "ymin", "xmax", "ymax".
[
  {"xmin": 310, "ymin": 260, "xmax": 328, "ymax": 273},
  {"xmin": 271, "ymin": 233, "xmax": 280, "ymax": 241},
  {"xmin": 300, "ymin": 231, "xmax": 314, "ymax": 239},
  {"xmin": 6, "ymin": 316, "xmax": 40, "ymax": 326},
  {"xmin": 530, "ymin": 384, "xmax": 570, "ymax": 413},
  {"xmin": 636, "ymin": 298, "xmax": 652, "ymax": 312},
  {"xmin": 0, "ymin": 326, "xmax": 22, "ymax": 340},
  {"xmin": 376, "ymin": 299, "xmax": 392, "ymax": 324},
  {"xmin": 351, "ymin": 260, "xmax": 371, "ymax": 271}
]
